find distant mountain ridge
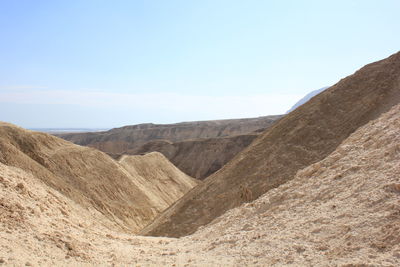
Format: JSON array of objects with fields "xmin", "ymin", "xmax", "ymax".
[
  {"xmin": 286, "ymin": 86, "xmax": 329, "ymax": 113},
  {"xmin": 57, "ymin": 115, "xmax": 283, "ymax": 179},
  {"xmin": 30, "ymin": 128, "xmax": 109, "ymax": 134}
]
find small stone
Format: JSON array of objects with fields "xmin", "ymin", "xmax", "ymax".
[
  {"xmin": 16, "ymin": 183, "xmax": 24, "ymax": 190},
  {"xmin": 295, "ymin": 246, "xmax": 306, "ymax": 253},
  {"xmin": 106, "ymin": 234, "xmax": 114, "ymax": 239},
  {"xmin": 65, "ymin": 242, "xmax": 74, "ymax": 251}
]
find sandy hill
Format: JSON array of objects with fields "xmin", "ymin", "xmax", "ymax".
[
  {"xmin": 56, "ymin": 115, "xmax": 282, "ymax": 179},
  {"xmin": 140, "ymin": 51, "xmax": 400, "ymax": 237},
  {"xmin": 1, "ymin": 98, "xmax": 398, "ymax": 266},
  {"xmin": 0, "ymin": 122, "xmax": 197, "ymax": 233}
]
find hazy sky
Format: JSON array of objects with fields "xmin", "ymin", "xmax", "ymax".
[{"xmin": 1, "ymin": 0, "xmax": 399, "ymax": 128}]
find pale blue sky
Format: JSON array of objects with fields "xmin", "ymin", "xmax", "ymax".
[{"xmin": 0, "ymin": 0, "xmax": 399, "ymax": 128}]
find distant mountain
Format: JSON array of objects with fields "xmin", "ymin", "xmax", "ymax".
[
  {"xmin": 56, "ymin": 115, "xmax": 283, "ymax": 179},
  {"xmin": 287, "ymin": 86, "xmax": 329, "ymax": 113},
  {"xmin": 30, "ymin": 128, "xmax": 109, "ymax": 134}
]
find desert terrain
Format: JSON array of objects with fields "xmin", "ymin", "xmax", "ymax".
[
  {"xmin": 1, "ymin": 95, "xmax": 399, "ymax": 267},
  {"xmin": 0, "ymin": 52, "xmax": 399, "ymax": 266}
]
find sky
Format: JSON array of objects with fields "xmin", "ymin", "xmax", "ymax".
[{"xmin": 0, "ymin": 0, "xmax": 399, "ymax": 128}]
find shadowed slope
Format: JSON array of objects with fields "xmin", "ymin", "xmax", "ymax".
[
  {"xmin": 0, "ymin": 123, "xmax": 197, "ymax": 233},
  {"xmin": 141, "ymin": 51, "xmax": 400, "ymax": 237}
]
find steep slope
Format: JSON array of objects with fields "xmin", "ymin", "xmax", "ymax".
[
  {"xmin": 141, "ymin": 51, "xmax": 400, "ymax": 237},
  {"xmin": 0, "ymin": 122, "xmax": 197, "ymax": 233},
  {"xmin": 121, "ymin": 133, "xmax": 259, "ymax": 179},
  {"xmin": 57, "ymin": 115, "xmax": 282, "ymax": 178},
  {"xmin": 286, "ymin": 86, "xmax": 329, "ymax": 113},
  {"xmin": 2, "ymin": 102, "xmax": 398, "ymax": 266},
  {"xmin": 184, "ymin": 101, "xmax": 400, "ymax": 266}
]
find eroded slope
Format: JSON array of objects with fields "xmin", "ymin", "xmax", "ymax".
[
  {"xmin": 0, "ymin": 122, "xmax": 197, "ymax": 233},
  {"xmin": 141, "ymin": 51, "xmax": 400, "ymax": 237},
  {"xmin": 183, "ymin": 100, "xmax": 400, "ymax": 266}
]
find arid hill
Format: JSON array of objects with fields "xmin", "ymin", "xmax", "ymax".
[
  {"xmin": 183, "ymin": 102, "xmax": 400, "ymax": 266},
  {"xmin": 1, "ymin": 99, "xmax": 399, "ymax": 266},
  {"xmin": 57, "ymin": 115, "xmax": 282, "ymax": 179},
  {"xmin": 140, "ymin": 51, "xmax": 400, "ymax": 237},
  {"xmin": 0, "ymin": 122, "xmax": 197, "ymax": 233}
]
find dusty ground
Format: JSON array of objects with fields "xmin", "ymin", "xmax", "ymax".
[{"xmin": 1, "ymin": 102, "xmax": 399, "ymax": 266}]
